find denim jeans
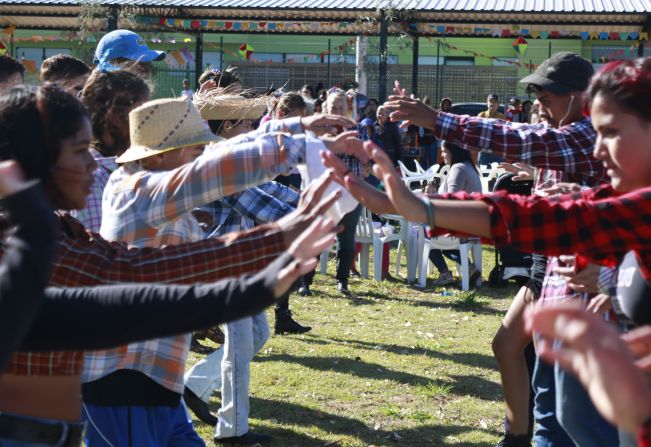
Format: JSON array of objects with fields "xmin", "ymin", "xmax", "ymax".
[
  {"xmin": 183, "ymin": 312, "xmax": 269, "ymax": 438},
  {"xmin": 532, "ymin": 356, "xmax": 574, "ymax": 447},
  {"xmin": 83, "ymin": 402, "xmax": 203, "ymax": 447},
  {"xmin": 555, "ymin": 364, "xmax": 618, "ymax": 447},
  {"xmin": 336, "ymin": 204, "xmax": 363, "ymax": 283},
  {"xmin": 428, "ymin": 249, "xmax": 461, "ymax": 273},
  {"xmin": 420, "ymin": 143, "xmax": 438, "ymax": 168}
]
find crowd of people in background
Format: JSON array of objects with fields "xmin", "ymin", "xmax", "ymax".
[{"xmin": 1, "ymin": 26, "xmax": 651, "ymax": 447}]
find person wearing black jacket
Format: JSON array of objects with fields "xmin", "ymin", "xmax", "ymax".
[{"xmin": 375, "ymin": 105, "xmax": 402, "ymax": 166}]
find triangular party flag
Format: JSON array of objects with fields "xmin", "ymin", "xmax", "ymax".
[
  {"xmin": 191, "ymin": 20, "xmax": 200, "ymax": 29},
  {"xmin": 530, "ymin": 30, "xmax": 540, "ymax": 38},
  {"xmin": 512, "ymin": 36, "xmax": 528, "ymax": 54},
  {"xmin": 521, "ymin": 29, "xmax": 529, "ymax": 35},
  {"xmin": 539, "ymin": 31, "xmax": 549, "ymax": 39},
  {"xmin": 598, "ymin": 32, "xmax": 609, "ymax": 40},
  {"xmin": 580, "ymin": 32, "xmax": 590, "ymax": 40},
  {"xmin": 550, "ymin": 31, "xmax": 560, "ymax": 38},
  {"xmin": 437, "ymin": 25, "xmax": 445, "ymax": 33},
  {"xmin": 238, "ymin": 43, "xmax": 254, "ymax": 60},
  {"xmin": 241, "ymin": 22, "xmax": 249, "ymax": 31},
  {"xmin": 250, "ymin": 22, "xmax": 258, "ymax": 31},
  {"xmin": 640, "ymin": 32, "xmax": 648, "ymax": 40},
  {"xmin": 630, "ymin": 32, "xmax": 639, "ymax": 40},
  {"xmin": 589, "ymin": 31, "xmax": 599, "ymax": 39},
  {"xmin": 445, "ymin": 26, "xmax": 455, "ymax": 33},
  {"xmin": 501, "ymin": 28, "xmax": 511, "ymax": 37},
  {"xmin": 609, "ymin": 32, "xmax": 620, "ymax": 40},
  {"xmin": 268, "ymin": 22, "xmax": 276, "ymax": 30},
  {"xmin": 233, "ymin": 22, "xmax": 241, "ymax": 30}
]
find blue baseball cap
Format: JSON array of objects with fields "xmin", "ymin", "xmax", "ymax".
[{"xmin": 94, "ymin": 30, "xmax": 165, "ymax": 70}]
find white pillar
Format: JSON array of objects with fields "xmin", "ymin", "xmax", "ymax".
[{"xmin": 355, "ymin": 35, "xmax": 367, "ymax": 95}]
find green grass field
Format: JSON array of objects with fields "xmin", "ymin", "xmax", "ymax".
[{"xmin": 189, "ymin": 246, "xmax": 519, "ymax": 446}]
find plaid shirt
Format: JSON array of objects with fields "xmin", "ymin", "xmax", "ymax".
[
  {"xmin": 87, "ymin": 128, "xmax": 306, "ymax": 393},
  {"xmin": 434, "ymin": 185, "xmax": 651, "ymax": 278},
  {"xmin": 3, "ymin": 214, "xmax": 285, "ymax": 376},
  {"xmin": 69, "ymin": 149, "xmax": 117, "ymax": 233},
  {"xmin": 206, "ymin": 181, "xmax": 298, "ymax": 236},
  {"xmin": 435, "ymin": 112, "xmax": 606, "ymax": 183}
]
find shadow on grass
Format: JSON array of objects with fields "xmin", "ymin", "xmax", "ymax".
[
  {"xmin": 296, "ymin": 334, "xmax": 499, "ymax": 372},
  {"xmin": 315, "ymin": 286, "xmax": 506, "ymax": 316},
  {"xmin": 238, "ymin": 396, "xmax": 498, "ymax": 446},
  {"xmin": 256, "ymin": 353, "xmax": 499, "ymax": 402}
]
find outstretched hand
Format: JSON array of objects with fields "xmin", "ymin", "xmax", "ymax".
[
  {"xmin": 274, "ymin": 217, "xmax": 337, "ymax": 298},
  {"xmin": 366, "ymin": 142, "xmax": 428, "ymax": 225},
  {"xmin": 320, "ymin": 149, "xmax": 396, "ymax": 214},
  {"xmin": 300, "ymin": 114, "xmax": 356, "ymax": 136},
  {"xmin": 320, "ymin": 131, "xmax": 368, "ymax": 162},
  {"xmin": 277, "ymin": 170, "xmax": 341, "ymax": 248},
  {"xmin": 384, "ymin": 95, "xmax": 438, "ymax": 130},
  {"xmin": 525, "ymin": 301, "xmax": 651, "ymax": 433}
]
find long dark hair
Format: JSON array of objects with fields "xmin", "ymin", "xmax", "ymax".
[
  {"xmin": 80, "ymin": 69, "xmax": 150, "ymax": 157},
  {"xmin": 442, "ymin": 140, "xmax": 478, "ymax": 172},
  {"xmin": 584, "ymin": 57, "xmax": 651, "ymax": 122},
  {"xmin": 0, "ymin": 84, "xmax": 88, "ymax": 183}
]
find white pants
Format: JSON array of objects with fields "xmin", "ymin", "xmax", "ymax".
[{"xmin": 184, "ymin": 312, "xmax": 269, "ymax": 438}]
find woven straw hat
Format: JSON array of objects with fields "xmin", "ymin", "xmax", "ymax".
[
  {"xmin": 116, "ymin": 97, "xmax": 217, "ymax": 164},
  {"xmin": 193, "ymin": 91, "xmax": 269, "ymax": 121}
]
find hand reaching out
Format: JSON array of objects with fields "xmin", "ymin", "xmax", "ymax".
[{"xmin": 274, "ymin": 217, "xmax": 337, "ymax": 298}]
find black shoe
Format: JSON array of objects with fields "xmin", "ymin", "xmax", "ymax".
[
  {"xmin": 274, "ymin": 309, "xmax": 312, "ymax": 335},
  {"xmin": 297, "ymin": 285, "xmax": 312, "ymax": 296},
  {"xmin": 337, "ymin": 281, "xmax": 349, "ymax": 294},
  {"xmin": 183, "ymin": 387, "xmax": 218, "ymax": 426},
  {"xmin": 215, "ymin": 431, "xmax": 272, "ymax": 446},
  {"xmin": 495, "ymin": 433, "xmax": 532, "ymax": 447}
]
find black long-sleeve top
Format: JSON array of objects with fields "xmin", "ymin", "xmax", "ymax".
[{"xmin": 0, "ymin": 185, "xmax": 57, "ymax": 370}]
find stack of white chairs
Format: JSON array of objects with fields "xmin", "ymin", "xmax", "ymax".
[{"xmin": 398, "ymin": 160, "xmax": 442, "ymax": 190}]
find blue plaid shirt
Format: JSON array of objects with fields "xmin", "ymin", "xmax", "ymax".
[{"xmin": 206, "ymin": 181, "xmax": 298, "ymax": 236}]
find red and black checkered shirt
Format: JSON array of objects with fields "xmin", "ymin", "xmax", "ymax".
[
  {"xmin": 432, "ymin": 185, "xmax": 651, "ymax": 279},
  {"xmin": 0, "ymin": 213, "xmax": 286, "ymax": 376}
]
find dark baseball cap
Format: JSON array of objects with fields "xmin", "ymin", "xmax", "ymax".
[
  {"xmin": 487, "ymin": 94, "xmax": 499, "ymax": 101},
  {"xmin": 520, "ymin": 52, "xmax": 594, "ymax": 95}
]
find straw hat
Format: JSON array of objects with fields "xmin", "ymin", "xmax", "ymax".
[
  {"xmin": 116, "ymin": 97, "xmax": 217, "ymax": 164},
  {"xmin": 193, "ymin": 91, "xmax": 269, "ymax": 121}
]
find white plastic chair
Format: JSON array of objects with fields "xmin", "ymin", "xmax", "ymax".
[
  {"xmin": 416, "ymin": 227, "xmax": 482, "ymax": 291},
  {"xmin": 397, "ymin": 160, "xmax": 420, "ymax": 178},
  {"xmin": 383, "ymin": 214, "xmax": 418, "ymax": 282},
  {"xmin": 479, "ymin": 162, "xmax": 504, "ymax": 193}
]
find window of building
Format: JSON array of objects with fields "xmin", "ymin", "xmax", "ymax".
[{"xmin": 444, "ymin": 56, "xmax": 474, "ymax": 66}]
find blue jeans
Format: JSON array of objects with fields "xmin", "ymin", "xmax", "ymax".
[
  {"xmin": 83, "ymin": 402, "xmax": 204, "ymax": 447},
  {"xmin": 420, "ymin": 143, "xmax": 438, "ymax": 168},
  {"xmin": 532, "ymin": 356, "xmax": 574, "ymax": 447},
  {"xmin": 555, "ymin": 364, "xmax": 618, "ymax": 447},
  {"xmin": 336, "ymin": 204, "xmax": 363, "ymax": 283},
  {"xmin": 428, "ymin": 249, "xmax": 460, "ymax": 273},
  {"xmin": 183, "ymin": 312, "xmax": 269, "ymax": 438}
]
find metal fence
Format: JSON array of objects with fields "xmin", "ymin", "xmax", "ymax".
[{"xmin": 151, "ymin": 61, "xmax": 521, "ymax": 103}]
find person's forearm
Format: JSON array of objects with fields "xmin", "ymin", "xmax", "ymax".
[
  {"xmin": 430, "ymin": 199, "xmax": 493, "ymax": 238},
  {"xmin": 19, "ymin": 253, "xmax": 294, "ymax": 351}
]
